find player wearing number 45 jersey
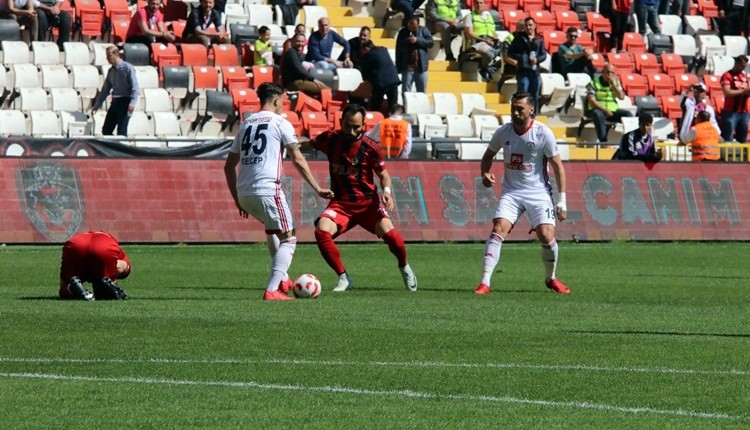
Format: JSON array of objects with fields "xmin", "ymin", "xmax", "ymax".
[
  {"xmin": 474, "ymin": 92, "xmax": 570, "ymax": 295},
  {"xmin": 224, "ymin": 83, "xmax": 334, "ymax": 301},
  {"xmin": 305, "ymin": 104, "xmax": 417, "ymax": 292}
]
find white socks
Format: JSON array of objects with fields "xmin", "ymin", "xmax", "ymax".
[
  {"xmin": 267, "ymin": 236, "xmax": 296, "ymax": 291},
  {"xmin": 481, "ymin": 232, "xmax": 503, "ymax": 286},
  {"xmin": 541, "ymin": 239, "xmax": 558, "ymax": 281}
]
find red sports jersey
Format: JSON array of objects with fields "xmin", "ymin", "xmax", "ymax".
[
  {"xmin": 309, "ymin": 130, "xmax": 386, "ymax": 202},
  {"xmin": 720, "ymin": 69, "xmax": 750, "ymax": 113},
  {"xmin": 60, "ymin": 231, "xmax": 130, "ymax": 283}
]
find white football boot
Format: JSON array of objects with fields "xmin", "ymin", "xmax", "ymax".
[
  {"xmin": 332, "ymin": 272, "xmax": 354, "ymax": 292},
  {"xmin": 400, "ymin": 264, "xmax": 417, "ymax": 291}
]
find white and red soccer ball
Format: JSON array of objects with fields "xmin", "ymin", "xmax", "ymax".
[{"xmin": 293, "ymin": 274, "xmax": 321, "ymax": 298}]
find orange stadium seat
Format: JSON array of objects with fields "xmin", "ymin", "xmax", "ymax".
[
  {"xmin": 634, "ymin": 53, "xmax": 660, "ymax": 75},
  {"xmin": 543, "ymin": 30, "xmax": 565, "ymax": 54},
  {"xmin": 585, "ymin": 12, "xmax": 611, "ymax": 36},
  {"xmin": 703, "ymin": 74, "xmax": 722, "ymax": 95},
  {"xmin": 622, "ymin": 32, "xmax": 646, "ymax": 54},
  {"xmin": 331, "ymin": 110, "xmax": 343, "ymax": 131},
  {"xmin": 181, "ymin": 44, "xmax": 208, "ymax": 66},
  {"xmin": 589, "ymin": 52, "xmax": 606, "ymax": 70},
  {"xmin": 280, "ymin": 111, "xmax": 303, "ymax": 137},
  {"xmin": 546, "ymin": 0, "xmax": 570, "ymax": 12},
  {"xmin": 555, "ymin": 10, "xmax": 581, "ymax": 31},
  {"xmin": 74, "ymin": 0, "xmax": 100, "ymax": 20},
  {"xmin": 619, "ymin": 73, "xmax": 649, "ymax": 98},
  {"xmin": 250, "ymin": 66, "xmax": 279, "ymax": 88},
  {"xmin": 294, "ymin": 93, "xmax": 324, "ymax": 113},
  {"xmin": 697, "ymin": 0, "xmax": 719, "ymax": 18},
  {"xmin": 711, "ymin": 93, "xmax": 725, "ymax": 115},
  {"xmin": 320, "ymin": 89, "xmax": 347, "ymax": 115},
  {"xmin": 364, "ymin": 111, "xmax": 384, "ymax": 132},
  {"xmin": 211, "ymin": 44, "xmax": 239, "ymax": 67},
  {"xmin": 80, "ymin": 9, "xmax": 104, "ymax": 39},
  {"xmin": 151, "ymin": 43, "xmax": 180, "ymax": 75},
  {"xmin": 221, "ymin": 66, "xmax": 250, "ymax": 91},
  {"xmin": 192, "ymin": 65, "xmax": 220, "ymax": 90},
  {"xmin": 660, "ymin": 53, "xmax": 687, "ymax": 77},
  {"xmin": 501, "ymin": 10, "xmax": 527, "ymax": 28},
  {"xmin": 607, "ymin": 52, "xmax": 635, "ymax": 73},
  {"xmin": 660, "ymin": 95, "xmax": 683, "ymax": 124},
  {"xmin": 494, "ymin": 0, "xmax": 519, "ymax": 9},
  {"xmin": 528, "ymin": 10, "xmax": 555, "ymax": 32},
  {"xmin": 673, "ymin": 73, "xmax": 699, "ymax": 94},
  {"xmin": 231, "ymin": 87, "xmax": 260, "ymax": 116},
  {"xmin": 577, "ymin": 30, "xmax": 595, "ymax": 50},
  {"xmin": 301, "ymin": 111, "xmax": 329, "ymax": 138},
  {"xmin": 520, "ymin": 0, "xmax": 544, "ymax": 13},
  {"xmin": 170, "ymin": 20, "xmax": 187, "ymax": 42},
  {"xmin": 647, "ymin": 73, "xmax": 675, "ymax": 97}
]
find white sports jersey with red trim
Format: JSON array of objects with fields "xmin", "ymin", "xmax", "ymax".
[
  {"xmin": 230, "ymin": 110, "xmax": 297, "ymax": 196},
  {"xmin": 488, "ymin": 120, "xmax": 559, "ymax": 192}
]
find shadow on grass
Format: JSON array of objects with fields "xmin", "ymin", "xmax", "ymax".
[
  {"xmin": 18, "ymin": 296, "xmax": 59, "ymax": 301},
  {"xmin": 568, "ymin": 330, "xmax": 750, "ymax": 338}
]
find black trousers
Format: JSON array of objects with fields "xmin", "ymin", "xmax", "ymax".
[
  {"xmin": 37, "ymin": 9, "xmax": 71, "ymax": 50},
  {"xmin": 369, "ymin": 83, "xmax": 399, "ymax": 114},
  {"xmin": 102, "ymin": 98, "xmax": 133, "ymax": 136}
]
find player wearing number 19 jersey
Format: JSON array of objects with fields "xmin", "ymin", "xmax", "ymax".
[
  {"xmin": 224, "ymin": 83, "xmax": 333, "ymax": 300},
  {"xmin": 474, "ymin": 92, "xmax": 570, "ymax": 295}
]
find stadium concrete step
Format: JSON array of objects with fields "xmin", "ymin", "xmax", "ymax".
[
  {"xmin": 428, "ymin": 60, "xmax": 459, "ymax": 71},
  {"xmin": 484, "ymin": 94, "xmax": 506, "ymax": 105},
  {"xmin": 371, "ymin": 38, "xmax": 396, "ymax": 49},
  {"xmin": 426, "ymin": 81, "xmax": 493, "ymax": 93},
  {"xmin": 428, "ymin": 71, "xmax": 463, "ymax": 82},
  {"xmin": 567, "ymin": 145, "xmax": 617, "ymax": 160},
  {"xmin": 330, "ymin": 16, "xmax": 379, "ymax": 28}
]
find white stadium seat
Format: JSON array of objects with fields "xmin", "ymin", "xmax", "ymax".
[
  {"xmin": 71, "ymin": 65, "xmax": 101, "ymax": 107},
  {"xmin": 10, "ymin": 63, "xmax": 40, "ymax": 90},
  {"xmin": 32, "ymin": 41, "xmax": 61, "ymax": 66},
  {"xmin": 246, "ymin": 4, "xmax": 274, "ymax": 27},
  {"xmin": 446, "ymin": 114, "xmax": 474, "ymax": 138},
  {"xmin": 1, "ymin": 41, "xmax": 30, "ymax": 65},
  {"xmin": 143, "ymin": 88, "xmax": 171, "ymax": 113},
  {"xmin": 460, "ymin": 93, "xmax": 486, "ymax": 116},
  {"xmin": 41, "ymin": 65, "xmax": 71, "ymax": 89},
  {"xmin": 153, "ymin": 111, "xmax": 183, "ymax": 138},
  {"xmin": 684, "ymin": 15, "xmax": 708, "ymax": 36},
  {"xmin": 302, "ymin": 5, "xmax": 328, "ymax": 31},
  {"xmin": 658, "ymin": 14, "xmax": 682, "ymax": 36},
  {"xmin": 404, "ymin": 92, "xmax": 432, "ymax": 115},
  {"xmin": 134, "ymin": 66, "xmax": 160, "ymax": 92},
  {"xmin": 417, "ymin": 113, "xmax": 446, "ymax": 138},
  {"xmin": 63, "ymin": 42, "xmax": 91, "ymax": 67},
  {"xmin": 30, "ymin": 111, "xmax": 63, "ymax": 137},
  {"xmin": 432, "ymin": 92, "xmax": 458, "ymax": 116},
  {"xmin": 0, "ymin": 110, "xmax": 28, "ymax": 136},
  {"xmin": 723, "ymin": 36, "xmax": 748, "ymax": 58},
  {"xmin": 472, "ymin": 114, "xmax": 499, "ymax": 139},
  {"xmin": 335, "ymin": 68, "xmax": 363, "ymax": 92},
  {"xmin": 19, "ymin": 87, "xmax": 50, "ymax": 112}
]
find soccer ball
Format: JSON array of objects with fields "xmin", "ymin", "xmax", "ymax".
[{"xmin": 293, "ymin": 274, "xmax": 321, "ymax": 299}]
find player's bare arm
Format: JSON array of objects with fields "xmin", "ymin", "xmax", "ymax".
[
  {"xmin": 377, "ymin": 169, "xmax": 395, "ymax": 212},
  {"xmin": 287, "ymin": 143, "xmax": 334, "ymax": 199},
  {"xmin": 548, "ymin": 154, "xmax": 567, "ymax": 221},
  {"xmin": 223, "ymin": 151, "xmax": 249, "ymax": 218},
  {"xmin": 480, "ymin": 148, "xmax": 497, "ymax": 188}
]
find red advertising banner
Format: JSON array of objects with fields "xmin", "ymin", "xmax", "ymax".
[{"xmin": 1, "ymin": 158, "xmax": 748, "ymax": 243}]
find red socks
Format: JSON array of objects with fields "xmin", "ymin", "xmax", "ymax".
[
  {"xmin": 383, "ymin": 229, "xmax": 407, "ymax": 267},
  {"xmin": 314, "ymin": 230, "xmax": 345, "ymax": 275}
]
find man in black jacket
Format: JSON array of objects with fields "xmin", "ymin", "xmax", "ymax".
[
  {"xmin": 338, "ymin": 26, "xmax": 370, "ymax": 71},
  {"xmin": 282, "ymin": 33, "xmax": 329, "ymax": 96},
  {"xmin": 183, "ymin": 0, "xmax": 228, "ymax": 47},
  {"xmin": 508, "ymin": 17, "xmax": 546, "ymax": 115},
  {"xmin": 361, "ymin": 40, "xmax": 401, "ymax": 113},
  {"xmin": 717, "ymin": 0, "xmax": 750, "ymax": 38},
  {"xmin": 395, "ymin": 17, "xmax": 433, "ymax": 102}
]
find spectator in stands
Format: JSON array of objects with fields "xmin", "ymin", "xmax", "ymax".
[
  {"xmin": 613, "ymin": 113, "xmax": 663, "ymax": 161},
  {"xmin": 717, "ymin": 0, "xmax": 750, "ymax": 38},
  {"xmin": 387, "ymin": 0, "xmax": 426, "ymax": 28},
  {"xmin": 306, "ymin": 17, "xmax": 352, "ymax": 70},
  {"xmin": 183, "ymin": 0, "xmax": 227, "ymax": 48},
  {"xmin": 463, "ymin": 0, "xmax": 500, "ymax": 82},
  {"xmin": 719, "ymin": 55, "xmax": 750, "ymax": 143},
  {"xmin": 679, "ymin": 110, "xmax": 721, "ymax": 161},
  {"xmin": 508, "ymin": 17, "xmax": 546, "ymax": 115},
  {"xmin": 0, "ymin": 0, "xmax": 39, "ymax": 42},
  {"xmin": 283, "ymin": 23, "xmax": 308, "ymax": 53},
  {"xmin": 338, "ymin": 26, "xmax": 370, "ymax": 71},
  {"xmin": 556, "ymin": 27, "xmax": 594, "ymax": 78},
  {"xmin": 585, "ymin": 62, "xmax": 633, "ymax": 142},
  {"xmin": 679, "ymin": 84, "xmax": 720, "ymax": 140},
  {"xmin": 253, "ymin": 26, "xmax": 274, "ymax": 66},
  {"xmin": 498, "ymin": 20, "xmax": 524, "ymax": 91},
  {"xmin": 361, "ymin": 40, "xmax": 401, "ymax": 113},
  {"xmin": 425, "ymin": 0, "xmax": 462, "ymax": 62},
  {"xmin": 125, "ymin": 0, "xmax": 176, "ymax": 47},
  {"xmin": 633, "ymin": 0, "xmax": 660, "ymax": 37},
  {"xmin": 396, "ymin": 17, "xmax": 433, "ymax": 100},
  {"xmin": 283, "ymin": 33, "xmax": 329, "ymax": 96},
  {"xmin": 34, "ymin": 0, "xmax": 70, "ymax": 50},
  {"xmin": 367, "ymin": 103, "xmax": 412, "ymax": 159},
  {"xmin": 91, "ymin": 46, "xmax": 139, "ymax": 137},
  {"xmin": 604, "ymin": 0, "xmax": 631, "ymax": 53}
]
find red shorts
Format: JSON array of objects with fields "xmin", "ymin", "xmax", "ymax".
[
  {"xmin": 318, "ymin": 199, "xmax": 389, "ymax": 238},
  {"xmin": 60, "ymin": 232, "xmax": 122, "ymax": 284}
]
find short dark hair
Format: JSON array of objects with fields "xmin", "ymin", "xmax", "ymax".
[
  {"xmin": 360, "ymin": 26, "xmax": 370, "ymax": 33},
  {"xmin": 638, "ymin": 113, "xmax": 653, "ymax": 125},
  {"xmin": 736, "ymin": 55, "xmax": 749, "ymax": 64},
  {"xmin": 696, "ymin": 110, "xmax": 711, "ymax": 122},
  {"xmin": 389, "ymin": 103, "xmax": 404, "ymax": 115},
  {"xmin": 524, "ymin": 17, "xmax": 536, "ymax": 24},
  {"xmin": 511, "ymin": 91, "xmax": 536, "ymax": 107},
  {"xmin": 257, "ymin": 82, "xmax": 285, "ymax": 105},
  {"xmin": 566, "ymin": 27, "xmax": 578, "ymax": 35},
  {"xmin": 342, "ymin": 103, "xmax": 366, "ymax": 120},
  {"xmin": 362, "ymin": 40, "xmax": 375, "ymax": 50},
  {"xmin": 258, "ymin": 25, "xmax": 269, "ymax": 34}
]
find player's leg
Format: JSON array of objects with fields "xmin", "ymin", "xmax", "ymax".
[
  {"xmin": 314, "ymin": 202, "xmax": 355, "ymax": 292},
  {"xmin": 88, "ymin": 232, "xmax": 129, "ymax": 300},
  {"xmin": 475, "ymin": 194, "xmax": 520, "ymax": 294},
  {"xmin": 59, "ymin": 234, "xmax": 94, "ymax": 300},
  {"xmin": 528, "ymin": 194, "xmax": 570, "ymax": 294},
  {"xmin": 265, "ymin": 234, "xmax": 293, "ymax": 294},
  {"xmin": 369, "ymin": 205, "xmax": 416, "ymax": 291}
]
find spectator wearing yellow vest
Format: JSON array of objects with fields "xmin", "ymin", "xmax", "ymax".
[
  {"xmin": 679, "ymin": 110, "xmax": 721, "ymax": 161},
  {"xmin": 613, "ymin": 113, "xmax": 663, "ymax": 162},
  {"xmin": 367, "ymin": 104, "xmax": 413, "ymax": 159},
  {"xmin": 463, "ymin": 0, "xmax": 500, "ymax": 82},
  {"xmin": 585, "ymin": 63, "xmax": 633, "ymax": 142},
  {"xmin": 425, "ymin": 0, "xmax": 463, "ymax": 62}
]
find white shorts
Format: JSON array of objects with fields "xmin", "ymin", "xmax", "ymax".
[
  {"xmin": 239, "ymin": 193, "xmax": 294, "ymax": 234},
  {"xmin": 494, "ymin": 189, "xmax": 556, "ymax": 229}
]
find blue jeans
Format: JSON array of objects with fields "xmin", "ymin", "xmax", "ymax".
[
  {"xmin": 588, "ymin": 108, "xmax": 633, "ymax": 142},
  {"xmin": 314, "ymin": 60, "xmax": 337, "ymax": 70},
  {"xmin": 635, "ymin": 2, "xmax": 660, "ymax": 35},
  {"xmin": 720, "ymin": 111, "xmax": 750, "ymax": 143},
  {"xmin": 390, "ymin": 0, "xmax": 426, "ymax": 24},
  {"xmin": 401, "ymin": 70, "xmax": 428, "ymax": 100},
  {"xmin": 516, "ymin": 72, "xmax": 541, "ymax": 116}
]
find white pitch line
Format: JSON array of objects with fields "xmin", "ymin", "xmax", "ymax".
[
  {"xmin": 1, "ymin": 357, "xmax": 749, "ymax": 376},
  {"xmin": 0, "ymin": 372, "xmax": 741, "ymax": 420}
]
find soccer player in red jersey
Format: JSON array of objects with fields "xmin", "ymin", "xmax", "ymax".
[
  {"xmin": 59, "ymin": 231, "xmax": 130, "ymax": 301},
  {"xmin": 307, "ymin": 104, "xmax": 417, "ymax": 292}
]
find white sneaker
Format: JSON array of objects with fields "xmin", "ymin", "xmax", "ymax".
[
  {"xmin": 332, "ymin": 273, "xmax": 354, "ymax": 292},
  {"xmin": 400, "ymin": 264, "xmax": 417, "ymax": 291}
]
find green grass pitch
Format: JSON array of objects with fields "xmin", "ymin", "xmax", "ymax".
[{"xmin": 1, "ymin": 241, "xmax": 749, "ymax": 429}]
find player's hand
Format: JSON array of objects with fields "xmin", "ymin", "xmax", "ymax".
[
  {"xmin": 234, "ymin": 201, "xmax": 248, "ymax": 218},
  {"xmin": 317, "ymin": 188, "xmax": 334, "ymax": 199},
  {"xmin": 381, "ymin": 191, "xmax": 394, "ymax": 212},
  {"xmin": 481, "ymin": 172, "xmax": 495, "ymax": 188},
  {"xmin": 555, "ymin": 192, "xmax": 567, "ymax": 221}
]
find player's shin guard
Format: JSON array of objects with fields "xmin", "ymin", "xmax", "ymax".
[
  {"xmin": 481, "ymin": 233, "xmax": 503, "ymax": 285},
  {"xmin": 268, "ymin": 237, "xmax": 296, "ymax": 292},
  {"xmin": 541, "ymin": 239, "xmax": 558, "ymax": 280},
  {"xmin": 382, "ymin": 229, "xmax": 407, "ymax": 267},
  {"xmin": 314, "ymin": 230, "xmax": 346, "ymax": 275}
]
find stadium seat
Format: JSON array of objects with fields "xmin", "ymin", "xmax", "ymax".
[
  {"xmin": 309, "ymin": 68, "xmax": 335, "ymax": 89},
  {"xmin": 10, "ymin": 64, "xmax": 39, "ymax": 91},
  {"xmin": 708, "ymin": 56, "xmax": 734, "ymax": 77},
  {"xmin": 723, "ymin": 36, "xmax": 748, "ymax": 58},
  {"xmin": 659, "ymin": 95, "xmax": 682, "ymax": 124},
  {"xmin": 588, "ymin": 52, "xmax": 606, "ymax": 70},
  {"xmin": 0, "ymin": 19, "xmax": 21, "ymax": 45},
  {"xmin": 162, "ymin": 66, "xmax": 190, "ymax": 109},
  {"xmin": 293, "ymin": 93, "xmax": 324, "ymax": 113},
  {"xmin": 585, "ymin": 12, "xmax": 611, "ymax": 35},
  {"xmin": 543, "ymin": 30, "xmax": 566, "ymax": 55},
  {"xmin": 151, "ymin": 43, "xmax": 181, "ymax": 73},
  {"xmin": 79, "ymin": 9, "xmax": 104, "ymax": 39},
  {"xmin": 127, "ymin": 111, "xmax": 153, "ymax": 138},
  {"xmin": 134, "ymin": 66, "xmax": 160, "ymax": 93},
  {"xmin": 211, "ymin": 44, "xmax": 239, "ymax": 67},
  {"xmin": 445, "ymin": 114, "xmax": 474, "ymax": 138},
  {"xmin": 63, "ymin": 42, "xmax": 92, "ymax": 67},
  {"xmin": 0, "ymin": 110, "xmax": 27, "ymax": 136},
  {"xmin": 461, "ymin": 93, "xmax": 487, "ymax": 116},
  {"xmin": 143, "ymin": 88, "xmax": 171, "ymax": 113},
  {"xmin": 519, "ymin": 0, "xmax": 544, "ymax": 12},
  {"xmin": 2, "ymin": 41, "xmax": 30, "ymax": 65},
  {"xmin": 91, "ymin": 42, "xmax": 111, "ymax": 68},
  {"xmin": 224, "ymin": 2, "xmax": 249, "ymax": 27},
  {"xmin": 554, "ymin": 10, "xmax": 580, "ymax": 31},
  {"xmin": 607, "ymin": 52, "xmax": 635, "ymax": 73},
  {"xmin": 684, "ymin": 15, "xmax": 708, "ymax": 36},
  {"xmin": 404, "ymin": 92, "xmax": 432, "ymax": 115},
  {"xmin": 660, "ymin": 53, "xmax": 687, "ymax": 77},
  {"xmin": 192, "ymin": 66, "xmax": 221, "ymax": 92},
  {"xmin": 31, "ymin": 41, "xmax": 61, "ymax": 66},
  {"xmin": 230, "ymin": 24, "xmax": 259, "ymax": 48},
  {"xmin": 196, "ymin": 89, "xmax": 236, "ymax": 137},
  {"xmin": 123, "ymin": 43, "xmax": 151, "ymax": 66},
  {"xmin": 472, "ymin": 114, "xmax": 499, "ymax": 139},
  {"xmin": 647, "ymin": 73, "xmax": 675, "ymax": 97},
  {"xmin": 19, "ymin": 87, "xmax": 49, "ymax": 112},
  {"xmin": 711, "ymin": 93, "xmax": 725, "ymax": 115},
  {"xmin": 634, "ymin": 53, "xmax": 660, "ymax": 75},
  {"xmin": 335, "ymin": 68, "xmax": 364, "ymax": 92},
  {"xmin": 60, "ymin": 111, "xmax": 88, "ymax": 137},
  {"xmin": 320, "ymin": 89, "xmax": 347, "ymax": 116},
  {"xmin": 673, "ymin": 73, "xmax": 699, "ymax": 94},
  {"xmin": 547, "ymin": 0, "xmax": 570, "ymax": 11},
  {"xmin": 620, "ymin": 116, "xmax": 639, "ymax": 134},
  {"xmin": 280, "ymin": 111, "xmax": 303, "ymax": 137},
  {"xmin": 364, "ymin": 111, "xmax": 384, "ymax": 132},
  {"xmin": 702, "ymin": 74, "xmax": 722, "ymax": 95},
  {"xmin": 648, "ymin": 33, "xmax": 673, "ymax": 56},
  {"xmin": 697, "ymin": 34, "xmax": 725, "ymax": 61},
  {"xmin": 231, "ymin": 87, "xmax": 260, "ymax": 116},
  {"xmin": 181, "ymin": 44, "xmax": 209, "ymax": 67},
  {"xmin": 50, "ymin": 87, "xmax": 81, "ymax": 112},
  {"xmin": 41, "ymin": 65, "xmax": 70, "ymax": 89},
  {"xmin": 221, "ymin": 66, "xmax": 250, "ymax": 91},
  {"xmin": 540, "ymin": 72, "xmax": 573, "ymax": 112},
  {"xmin": 301, "ymin": 5, "xmax": 328, "ymax": 31},
  {"xmin": 71, "ymin": 65, "xmax": 100, "ymax": 107},
  {"xmin": 249, "ymin": 65, "xmax": 279, "ymax": 88},
  {"xmin": 652, "ymin": 116, "xmax": 675, "ymax": 140},
  {"xmin": 620, "ymin": 73, "xmax": 649, "ymax": 98},
  {"xmin": 30, "ymin": 111, "xmax": 63, "ymax": 137},
  {"xmin": 657, "ymin": 14, "xmax": 682, "ymax": 36},
  {"xmin": 576, "ymin": 30, "xmax": 595, "ymax": 50},
  {"xmin": 112, "ymin": 19, "xmax": 131, "ymax": 44},
  {"xmin": 634, "ymin": 95, "xmax": 661, "ymax": 117},
  {"xmin": 528, "ymin": 11, "xmax": 555, "ymax": 33},
  {"xmin": 91, "ymin": 110, "xmax": 108, "ymax": 136},
  {"xmin": 696, "ymin": 0, "xmax": 719, "ymax": 18},
  {"xmin": 169, "ymin": 20, "xmax": 187, "ymax": 42},
  {"xmin": 622, "ymin": 32, "xmax": 646, "ymax": 54},
  {"xmin": 432, "ymin": 92, "xmax": 458, "ymax": 116},
  {"xmin": 501, "ymin": 10, "xmax": 527, "ymax": 29},
  {"xmin": 417, "ymin": 113, "xmax": 446, "ymax": 138},
  {"xmin": 301, "ymin": 111, "xmax": 329, "ymax": 138},
  {"xmin": 153, "ymin": 111, "xmax": 183, "ymax": 138}
]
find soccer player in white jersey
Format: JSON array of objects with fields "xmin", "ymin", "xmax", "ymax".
[
  {"xmin": 224, "ymin": 82, "xmax": 334, "ymax": 300},
  {"xmin": 474, "ymin": 92, "xmax": 570, "ymax": 295}
]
